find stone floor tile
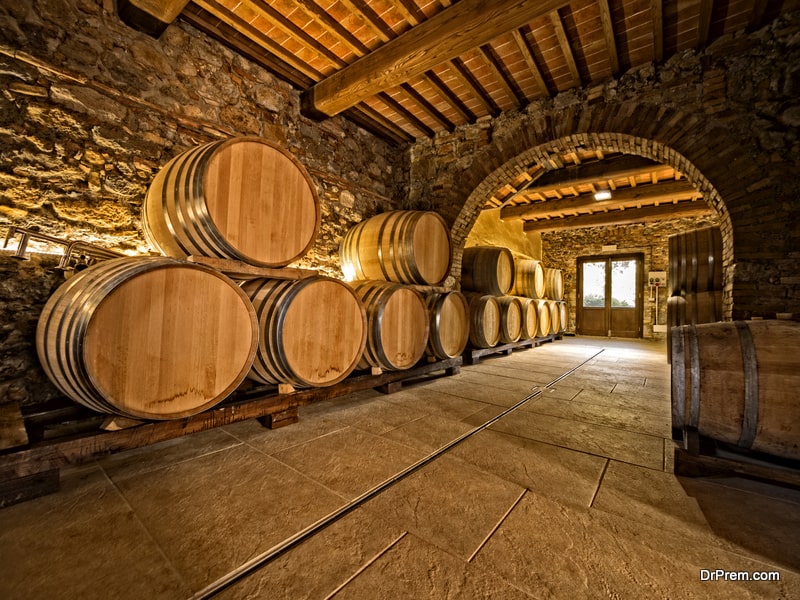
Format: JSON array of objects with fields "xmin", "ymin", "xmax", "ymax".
[
  {"xmin": 455, "ymin": 369, "xmax": 538, "ymax": 394},
  {"xmin": 363, "ymin": 454, "xmax": 525, "ymax": 561},
  {"xmin": 332, "ymin": 533, "xmax": 534, "ymax": 599},
  {"xmin": 115, "ymin": 444, "xmax": 345, "ymax": 592},
  {"xmin": 569, "ymin": 387, "xmax": 671, "ymax": 417},
  {"xmin": 0, "ymin": 464, "xmax": 190, "ymax": 600},
  {"xmin": 449, "ymin": 428, "xmax": 607, "ymax": 508},
  {"xmin": 223, "ymin": 413, "xmax": 348, "ymax": 455},
  {"xmin": 381, "ymin": 387, "xmax": 501, "ymax": 422},
  {"xmin": 421, "ymin": 377, "xmax": 529, "ymax": 407},
  {"xmin": 381, "ymin": 414, "xmax": 475, "ymax": 452},
  {"xmin": 271, "ymin": 427, "xmax": 426, "ymax": 499}
]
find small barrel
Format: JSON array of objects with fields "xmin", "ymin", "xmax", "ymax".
[
  {"xmin": 36, "ymin": 257, "xmax": 258, "ymax": 420},
  {"xmin": 671, "ymin": 320, "xmax": 800, "ymax": 460},
  {"xmin": 546, "ymin": 299, "xmax": 561, "ymax": 334},
  {"xmin": 533, "ymin": 299, "xmax": 551, "ymax": 337},
  {"xmin": 339, "ymin": 211, "xmax": 451, "ymax": 285},
  {"xmin": 461, "ymin": 246, "xmax": 514, "ymax": 295},
  {"xmin": 143, "ymin": 137, "xmax": 320, "ymax": 267},
  {"xmin": 515, "ymin": 297, "xmax": 539, "ymax": 340},
  {"xmin": 242, "ymin": 277, "xmax": 367, "ymax": 388},
  {"xmin": 464, "ymin": 293, "xmax": 501, "ymax": 348},
  {"xmin": 496, "ymin": 296, "xmax": 523, "ymax": 343},
  {"xmin": 510, "ymin": 258, "xmax": 545, "ymax": 298},
  {"xmin": 349, "ymin": 281, "xmax": 429, "ymax": 370},
  {"xmin": 543, "ymin": 267, "xmax": 564, "ymax": 300},
  {"xmin": 425, "ymin": 291, "xmax": 470, "ymax": 360}
]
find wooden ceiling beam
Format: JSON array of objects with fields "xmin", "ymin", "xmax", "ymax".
[
  {"xmin": 477, "ymin": 44, "xmax": 523, "ymax": 107},
  {"xmin": 522, "ymin": 202, "xmax": 713, "ymax": 232},
  {"xmin": 448, "ymin": 58, "xmax": 501, "ymax": 117},
  {"xmin": 510, "ymin": 29, "xmax": 549, "ymax": 96},
  {"xmin": 303, "ymin": 0, "xmax": 568, "ymax": 117},
  {"xmin": 502, "ymin": 180, "xmax": 699, "ymax": 220},
  {"xmin": 597, "ymin": 0, "xmax": 620, "ymax": 75},
  {"xmin": 517, "ymin": 155, "xmax": 666, "ymax": 194},
  {"xmin": 697, "ymin": 0, "xmax": 714, "ymax": 49},
  {"xmin": 347, "ymin": 104, "xmax": 415, "ymax": 144},
  {"xmin": 118, "ymin": 0, "xmax": 190, "ymax": 37},
  {"xmin": 338, "ymin": 0, "xmax": 394, "ymax": 43},
  {"xmin": 400, "ymin": 82, "xmax": 456, "ymax": 131},
  {"xmin": 652, "ymin": 0, "xmax": 664, "ymax": 62},
  {"xmin": 423, "ymin": 70, "xmax": 477, "ymax": 123},
  {"xmin": 377, "ymin": 92, "xmax": 436, "ymax": 138},
  {"xmin": 391, "ymin": 0, "xmax": 426, "ymax": 27},
  {"xmin": 293, "ymin": 0, "xmax": 370, "ymax": 56},
  {"xmin": 549, "ymin": 10, "xmax": 582, "ymax": 87}
]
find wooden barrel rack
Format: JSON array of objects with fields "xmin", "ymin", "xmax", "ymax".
[{"xmin": 462, "ymin": 333, "xmax": 561, "ymax": 365}]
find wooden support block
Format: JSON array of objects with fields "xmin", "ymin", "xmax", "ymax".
[
  {"xmin": 257, "ymin": 407, "xmax": 299, "ymax": 429},
  {"xmin": 376, "ymin": 381, "xmax": 403, "ymax": 395},
  {"xmin": 277, "ymin": 383, "xmax": 296, "ymax": 395},
  {"xmin": 0, "ymin": 400, "xmax": 29, "ymax": 450},
  {"xmin": 101, "ymin": 416, "xmax": 146, "ymax": 431},
  {"xmin": 0, "ymin": 469, "xmax": 60, "ymax": 509},
  {"xmin": 504, "ymin": 348, "xmax": 513, "ymax": 355},
  {"xmin": 371, "ymin": 367, "xmax": 383, "ymax": 376},
  {"xmin": 683, "ymin": 427, "xmax": 700, "ymax": 456},
  {"xmin": 445, "ymin": 366, "xmax": 461, "ymax": 376}
]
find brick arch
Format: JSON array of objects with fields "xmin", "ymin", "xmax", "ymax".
[{"xmin": 441, "ymin": 101, "xmax": 748, "ymax": 317}]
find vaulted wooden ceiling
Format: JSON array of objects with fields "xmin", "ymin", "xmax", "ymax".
[{"xmin": 122, "ymin": 0, "xmax": 789, "ymax": 230}]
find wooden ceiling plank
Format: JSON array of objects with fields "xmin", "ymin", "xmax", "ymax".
[
  {"xmin": 339, "ymin": 0, "xmax": 395, "ymax": 43},
  {"xmin": 549, "ymin": 10, "xmax": 582, "ymax": 87},
  {"xmin": 399, "ymin": 82, "xmax": 456, "ymax": 130},
  {"xmin": 192, "ymin": 0, "xmax": 324, "ymax": 80},
  {"xmin": 377, "ymin": 91, "xmax": 436, "ymax": 137},
  {"xmin": 748, "ymin": 0, "xmax": 770, "ymax": 30},
  {"xmin": 448, "ymin": 58, "xmax": 501, "ymax": 117},
  {"xmin": 502, "ymin": 180, "xmax": 698, "ymax": 220},
  {"xmin": 477, "ymin": 44, "xmax": 524, "ymax": 107},
  {"xmin": 423, "ymin": 70, "xmax": 477, "ymax": 122},
  {"xmin": 652, "ymin": 0, "xmax": 664, "ymax": 62},
  {"xmin": 345, "ymin": 105, "xmax": 414, "ymax": 144},
  {"xmin": 305, "ymin": 0, "xmax": 569, "ymax": 117},
  {"xmin": 597, "ymin": 0, "xmax": 620, "ymax": 75},
  {"xmin": 510, "ymin": 29, "xmax": 549, "ymax": 96},
  {"xmin": 390, "ymin": 0, "xmax": 425, "ymax": 26},
  {"xmin": 522, "ymin": 202, "xmax": 713, "ymax": 232},
  {"xmin": 523, "ymin": 155, "xmax": 666, "ymax": 193},
  {"xmin": 244, "ymin": 0, "xmax": 347, "ymax": 69},
  {"xmin": 697, "ymin": 0, "xmax": 715, "ymax": 49},
  {"xmin": 294, "ymin": 0, "xmax": 371, "ymax": 56}
]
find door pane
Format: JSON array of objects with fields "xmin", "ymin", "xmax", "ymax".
[
  {"xmin": 611, "ymin": 259, "xmax": 637, "ymax": 307},
  {"xmin": 582, "ymin": 261, "xmax": 606, "ymax": 307}
]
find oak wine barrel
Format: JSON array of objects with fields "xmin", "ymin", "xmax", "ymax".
[
  {"xmin": 242, "ymin": 276, "xmax": 367, "ymax": 388},
  {"xmin": 424, "ymin": 291, "xmax": 470, "ymax": 360},
  {"xmin": 339, "ymin": 211, "xmax": 451, "ymax": 285},
  {"xmin": 143, "ymin": 137, "xmax": 320, "ymax": 267},
  {"xmin": 546, "ymin": 299, "xmax": 561, "ymax": 335},
  {"xmin": 496, "ymin": 295, "xmax": 523, "ymax": 344},
  {"xmin": 671, "ymin": 320, "xmax": 800, "ymax": 460},
  {"xmin": 557, "ymin": 301, "xmax": 568, "ymax": 333},
  {"xmin": 515, "ymin": 296, "xmax": 539, "ymax": 340},
  {"xmin": 543, "ymin": 267, "xmax": 564, "ymax": 301},
  {"xmin": 36, "ymin": 257, "xmax": 258, "ymax": 420},
  {"xmin": 349, "ymin": 281, "xmax": 429, "ymax": 370},
  {"xmin": 668, "ymin": 226, "xmax": 723, "ymax": 295},
  {"xmin": 464, "ymin": 293, "xmax": 501, "ymax": 348},
  {"xmin": 534, "ymin": 299, "xmax": 551, "ymax": 337},
  {"xmin": 510, "ymin": 258, "xmax": 545, "ymax": 299},
  {"xmin": 461, "ymin": 246, "xmax": 514, "ymax": 295}
]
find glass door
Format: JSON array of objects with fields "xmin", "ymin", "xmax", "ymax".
[{"xmin": 577, "ymin": 254, "xmax": 643, "ymax": 337}]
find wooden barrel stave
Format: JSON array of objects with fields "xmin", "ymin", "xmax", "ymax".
[
  {"xmin": 464, "ymin": 293, "xmax": 501, "ymax": 348},
  {"xmin": 510, "ymin": 258, "xmax": 545, "ymax": 298},
  {"xmin": 425, "ymin": 291, "xmax": 470, "ymax": 360},
  {"xmin": 496, "ymin": 296, "xmax": 523, "ymax": 343},
  {"xmin": 514, "ymin": 296, "xmax": 539, "ymax": 340},
  {"xmin": 533, "ymin": 299, "xmax": 551, "ymax": 337},
  {"xmin": 543, "ymin": 267, "xmax": 564, "ymax": 301},
  {"xmin": 461, "ymin": 246, "xmax": 514, "ymax": 295}
]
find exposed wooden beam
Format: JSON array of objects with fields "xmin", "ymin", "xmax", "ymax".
[
  {"xmin": 400, "ymin": 82, "xmax": 456, "ymax": 131},
  {"xmin": 652, "ymin": 0, "xmax": 664, "ymax": 62},
  {"xmin": 517, "ymin": 155, "xmax": 666, "ymax": 194},
  {"xmin": 293, "ymin": 0, "xmax": 370, "ymax": 56},
  {"xmin": 748, "ymin": 0, "xmax": 770, "ymax": 31},
  {"xmin": 502, "ymin": 180, "xmax": 699, "ymax": 220},
  {"xmin": 477, "ymin": 45, "xmax": 523, "ymax": 107},
  {"xmin": 522, "ymin": 202, "xmax": 713, "ymax": 232},
  {"xmin": 304, "ymin": 0, "xmax": 568, "ymax": 117},
  {"xmin": 391, "ymin": 0, "xmax": 426, "ymax": 27},
  {"xmin": 118, "ymin": 0, "xmax": 190, "ymax": 37},
  {"xmin": 339, "ymin": 0, "xmax": 395, "ymax": 43},
  {"xmin": 510, "ymin": 29, "xmax": 549, "ymax": 96},
  {"xmin": 697, "ymin": 0, "xmax": 714, "ymax": 49},
  {"xmin": 448, "ymin": 58, "xmax": 501, "ymax": 117},
  {"xmin": 597, "ymin": 0, "xmax": 620, "ymax": 75},
  {"xmin": 423, "ymin": 70, "xmax": 476, "ymax": 122},
  {"xmin": 347, "ymin": 104, "xmax": 415, "ymax": 144},
  {"xmin": 377, "ymin": 92, "xmax": 436, "ymax": 138},
  {"xmin": 549, "ymin": 10, "xmax": 581, "ymax": 87}
]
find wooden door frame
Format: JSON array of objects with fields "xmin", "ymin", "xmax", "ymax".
[{"xmin": 576, "ymin": 253, "xmax": 644, "ymax": 337}]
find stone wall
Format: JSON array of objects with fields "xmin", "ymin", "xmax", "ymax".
[
  {"xmin": 408, "ymin": 12, "xmax": 800, "ymax": 320},
  {"xmin": 541, "ymin": 216, "xmax": 720, "ymax": 338}
]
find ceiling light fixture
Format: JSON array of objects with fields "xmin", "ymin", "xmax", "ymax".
[{"xmin": 594, "ymin": 189, "xmax": 612, "ymax": 201}]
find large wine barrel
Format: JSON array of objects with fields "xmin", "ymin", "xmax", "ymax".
[
  {"xmin": 546, "ymin": 299, "xmax": 561, "ymax": 334},
  {"xmin": 534, "ymin": 299, "xmax": 551, "ymax": 337},
  {"xmin": 557, "ymin": 301, "xmax": 568, "ymax": 333},
  {"xmin": 515, "ymin": 297, "xmax": 539, "ymax": 340},
  {"xmin": 36, "ymin": 257, "xmax": 257, "ymax": 420},
  {"xmin": 461, "ymin": 246, "xmax": 514, "ymax": 295},
  {"xmin": 349, "ymin": 281, "xmax": 429, "ymax": 370},
  {"xmin": 339, "ymin": 211, "xmax": 451, "ymax": 285},
  {"xmin": 465, "ymin": 293, "xmax": 501, "ymax": 348},
  {"xmin": 543, "ymin": 267, "xmax": 564, "ymax": 300},
  {"xmin": 425, "ymin": 291, "xmax": 470, "ymax": 360},
  {"xmin": 510, "ymin": 258, "xmax": 545, "ymax": 299},
  {"xmin": 143, "ymin": 137, "xmax": 320, "ymax": 267},
  {"xmin": 242, "ymin": 277, "xmax": 367, "ymax": 388},
  {"xmin": 668, "ymin": 226, "xmax": 723, "ymax": 295},
  {"xmin": 496, "ymin": 296, "xmax": 523, "ymax": 343},
  {"xmin": 671, "ymin": 320, "xmax": 800, "ymax": 460}
]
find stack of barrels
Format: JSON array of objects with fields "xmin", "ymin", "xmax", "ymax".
[
  {"xmin": 339, "ymin": 210, "xmax": 469, "ymax": 369},
  {"xmin": 37, "ymin": 137, "xmax": 369, "ymax": 420},
  {"xmin": 459, "ymin": 246, "xmax": 566, "ymax": 348},
  {"xmin": 666, "ymin": 226, "xmax": 723, "ymax": 361}
]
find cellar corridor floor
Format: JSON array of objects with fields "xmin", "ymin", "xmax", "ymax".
[{"xmin": 2, "ymin": 337, "xmax": 799, "ymax": 599}]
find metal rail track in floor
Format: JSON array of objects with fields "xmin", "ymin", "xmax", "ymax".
[{"xmin": 191, "ymin": 348, "xmax": 605, "ymax": 600}]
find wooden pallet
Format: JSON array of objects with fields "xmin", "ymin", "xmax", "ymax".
[
  {"xmin": 674, "ymin": 428, "xmax": 800, "ymax": 488},
  {"xmin": 0, "ymin": 357, "xmax": 462, "ymax": 508},
  {"xmin": 462, "ymin": 334, "xmax": 560, "ymax": 364}
]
